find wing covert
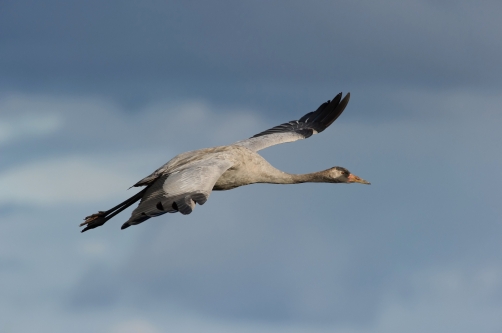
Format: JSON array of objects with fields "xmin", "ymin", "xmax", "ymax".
[{"xmin": 122, "ymin": 157, "xmax": 233, "ymax": 228}]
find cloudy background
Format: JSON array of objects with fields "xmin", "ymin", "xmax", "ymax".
[{"xmin": 1, "ymin": 1, "xmax": 502, "ymax": 332}]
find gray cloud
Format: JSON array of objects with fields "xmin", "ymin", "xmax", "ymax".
[
  {"xmin": 37, "ymin": 89, "xmax": 499, "ymax": 328},
  {"xmin": 2, "ymin": 1, "xmax": 502, "ymax": 112},
  {"xmin": 0, "ymin": 89, "xmax": 501, "ymax": 331},
  {"xmin": 1, "ymin": 2, "xmax": 502, "ymax": 331}
]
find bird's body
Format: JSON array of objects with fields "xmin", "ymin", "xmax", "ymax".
[
  {"xmin": 209, "ymin": 145, "xmax": 286, "ymax": 191},
  {"xmin": 81, "ymin": 92, "xmax": 370, "ymax": 232},
  {"xmin": 135, "ymin": 145, "xmax": 272, "ymax": 191}
]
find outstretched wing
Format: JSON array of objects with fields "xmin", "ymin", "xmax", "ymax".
[
  {"xmin": 122, "ymin": 157, "xmax": 233, "ymax": 229},
  {"xmin": 235, "ymin": 92, "xmax": 350, "ymax": 152}
]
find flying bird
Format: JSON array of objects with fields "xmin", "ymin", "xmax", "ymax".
[{"xmin": 80, "ymin": 92, "xmax": 369, "ymax": 232}]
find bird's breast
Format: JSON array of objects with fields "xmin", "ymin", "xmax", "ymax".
[
  {"xmin": 213, "ymin": 167, "xmax": 252, "ymax": 191},
  {"xmin": 213, "ymin": 157, "xmax": 279, "ymax": 191}
]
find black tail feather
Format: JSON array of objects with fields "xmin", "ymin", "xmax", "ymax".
[{"xmin": 80, "ymin": 188, "xmax": 148, "ymax": 232}]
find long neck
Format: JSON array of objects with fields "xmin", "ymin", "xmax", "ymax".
[{"xmin": 259, "ymin": 168, "xmax": 333, "ymax": 185}]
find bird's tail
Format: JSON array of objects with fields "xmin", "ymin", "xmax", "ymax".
[{"xmin": 80, "ymin": 188, "xmax": 148, "ymax": 232}]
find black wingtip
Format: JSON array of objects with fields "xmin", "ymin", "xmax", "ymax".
[
  {"xmin": 337, "ymin": 92, "xmax": 351, "ymax": 114},
  {"xmin": 342, "ymin": 92, "xmax": 350, "ymax": 104},
  {"xmin": 304, "ymin": 92, "xmax": 348, "ymax": 131},
  {"xmin": 332, "ymin": 92, "xmax": 343, "ymax": 104},
  {"xmin": 121, "ymin": 222, "xmax": 131, "ymax": 230}
]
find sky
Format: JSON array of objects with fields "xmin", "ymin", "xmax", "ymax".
[{"xmin": 1, "ymin": 1, "xmax": 502, "ymax": 332}]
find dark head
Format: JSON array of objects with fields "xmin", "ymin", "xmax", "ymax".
[{"xmin": 326, "ymin": 166, "xmax": 371, "ymax": 184}]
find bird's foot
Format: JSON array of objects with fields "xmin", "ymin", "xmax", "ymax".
[
  {"xmin": 80, "ymin": 211, "xmax": 106, "ymax": 227},
  {"xmin": 80, "ymin": 211, "xmax": 108, "ymax": 232}
]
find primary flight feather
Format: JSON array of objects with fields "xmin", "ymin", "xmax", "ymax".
[{"xmin": 80, "ymin": 92, "xmax": 369, "ymax": 232}]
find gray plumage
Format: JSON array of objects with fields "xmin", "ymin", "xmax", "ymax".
[{"xmin": 81, "ymin": 92, "xmax": 370, "ymax": 232}]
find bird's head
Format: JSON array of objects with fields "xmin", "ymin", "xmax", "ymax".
[{"xmin": 326, "ymin": 166, "xmax": 371, "ymax": 184}]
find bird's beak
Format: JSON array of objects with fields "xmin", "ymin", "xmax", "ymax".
[{"xmin": 348, "ymin": 173, "xmax": 371, "ymax": 185}]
